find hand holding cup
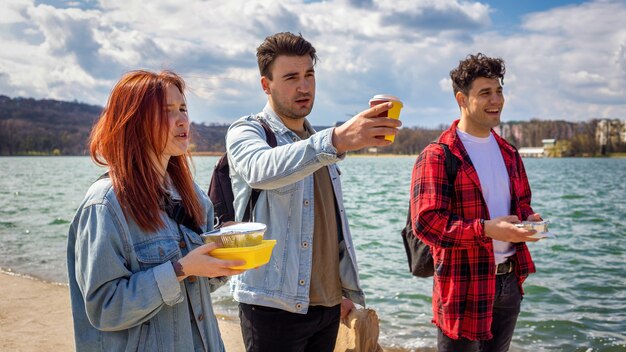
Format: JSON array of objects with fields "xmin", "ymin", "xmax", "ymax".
[
  {"xmin": 331, "ymin": 99, "xmax": 402, "ymax": 154},
  {"xmin": 369, "ymin": 94, "xmax": 404, "ymax": 142}
]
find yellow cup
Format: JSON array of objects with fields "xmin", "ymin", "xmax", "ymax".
[{"xmin": 369, "ymin": 94, "xmax": 403, "ymax": 142}]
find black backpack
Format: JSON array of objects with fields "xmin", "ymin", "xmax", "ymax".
[
  {"xmin": 208, "ymin": 119, "xmax": 277, "ymax": 228},
  {"xmin": 401, "ymin": 143, "xmax": 458, "ymax": 277}
]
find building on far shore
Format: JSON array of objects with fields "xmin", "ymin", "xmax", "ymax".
[
  {"xmin": 518, "ymin": 147, "xmax": 544, "ymax": 158},
  {"xmin": 518, "ymin": 139, "xmax": 557, "ymax": 158},
  {"xmin": 595, "ymin": 119, "xmax": 626, "ymax": 155}
]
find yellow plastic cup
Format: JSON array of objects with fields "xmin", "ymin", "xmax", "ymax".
[{"xmin": 369, "ymin": 94, "xmax": 403, "ymax": 142}]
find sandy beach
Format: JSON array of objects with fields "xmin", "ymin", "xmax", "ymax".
[
  {"xmin": 0, "ymin": 270, "xmax": 245, "ymax": 352},
  {"xmin": 0, "ymin": 270, "xmax": 417, "ymax": 352},
  {"xmin": 0, "ymin": 270, "xmax": 412, "ymax": 352}
]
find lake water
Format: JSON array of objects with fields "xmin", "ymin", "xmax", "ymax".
[{"xmin": 1, "ymin": 156, "xmax": 625, "ymax": 351}]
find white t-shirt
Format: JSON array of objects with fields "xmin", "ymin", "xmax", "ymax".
[{"xmin": 457, "ymin": 129, "xmax": 515, "ymax": 264}]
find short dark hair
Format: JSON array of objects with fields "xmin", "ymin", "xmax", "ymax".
[
  {"xmin": 450, "ymin": 53, "xmax": 505, "ymax": 96},
  {"xmin": 256, "ymin": 32, "xmax": 318, "ymax": 80}
]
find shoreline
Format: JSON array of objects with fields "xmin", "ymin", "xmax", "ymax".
[
  {"xmin": 2, "ymin": 153, "xmax": 625, "ymax": 158},
  {"xmin": 0, "ymin": 269, "xmax": 415, "ymax": 352}
]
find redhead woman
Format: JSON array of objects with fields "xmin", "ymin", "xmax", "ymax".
[{"xmin": 67, "ymin": 70, "xmax": 244, "ymax": 351}]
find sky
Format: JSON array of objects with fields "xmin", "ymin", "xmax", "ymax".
[{"xmin": 1, "ymin": 0, "xmax": 625, "ymax": 128}]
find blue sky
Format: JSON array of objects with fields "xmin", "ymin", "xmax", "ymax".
[
  {"xmin": 484, "ymin": 0, "xmax": 587, "ymax": 30},
  {"xmin": 1, "ymin": 0, "xmax": 625, "ymax": 128}
]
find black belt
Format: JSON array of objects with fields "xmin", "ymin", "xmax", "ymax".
[{"xmin": 496, "ymin": 260, "xmax": 515, "ymax": 275}]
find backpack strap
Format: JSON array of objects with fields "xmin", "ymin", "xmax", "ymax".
[
  {"xmin": 438, "ymin": 143, "xmax": 458, "ymax": 187},
  {"xmin": 257, "ymin": 118, "xmax": 277, "ymax": 148},
  {"xmin": 162, "ymin": 196, "xmax": 203, "ymax": 235},
  {"xmin": 242, "ymin": 118, "xmax": 277, "ymax": 222}
]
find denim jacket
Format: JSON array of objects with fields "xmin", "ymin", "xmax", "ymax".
[
  {"xmin": 67, "ymin": 178, "xmax": 228, "ymax": 352},
  {"xmin": 226, "ymin": 103, "xmax": 366, "ymax": 314}
]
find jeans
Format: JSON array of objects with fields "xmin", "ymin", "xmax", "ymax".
[
  {"xmin": 239, "ymin": 303, "xmax": 340, "ymax": 352},
  {"xmin": 437, "ymin": 271, "xmax": 522, "ymax": 352}
]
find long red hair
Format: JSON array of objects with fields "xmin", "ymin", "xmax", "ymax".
[{"xmin": 89, "ymin": 70, "xmax": 203, "ymax": 232}]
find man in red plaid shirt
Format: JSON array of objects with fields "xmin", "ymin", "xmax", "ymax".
[{"xmin": 410, "ymin": 53, "xmax": 542, "ymax": 352}]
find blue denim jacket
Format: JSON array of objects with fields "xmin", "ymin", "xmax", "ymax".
[
  {"xmin": 67, "ymin": 178, "xmax": 228, "ymax": 352},
  {"xmin": 226, "ymin": 103, "xmax": 366, "ymax": 314}
]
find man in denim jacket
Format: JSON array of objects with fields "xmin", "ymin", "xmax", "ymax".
[{"xmin": 226, "ymin": 32, "xmax": 402, "ymax": 351}]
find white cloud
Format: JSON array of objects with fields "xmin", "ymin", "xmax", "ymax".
[
  {"xmin": 439, "ymin": 77, "xmax": 452, "ymax": 92},
  {"xmin": 0, "ymin": 0, "xmax": 31, "ymax": 24},
  {"xmin": 376, "ymin": 0, "xmax": 491, "ymax": 32},
  {"xmin": 0, "ymin": 0, "xmax": 624, "ymax": 127},
  {"xmin": 0, "ymin": 3, "xmax": 114, "ymax": 103},
  {"xmin": 478, "ymin": 0, "xmax": 626, "ymax": 120}
]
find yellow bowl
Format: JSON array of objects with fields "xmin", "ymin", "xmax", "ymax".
[{"xmin": 209, "ymin": 240, "xmax": 276, "ymax": 269}]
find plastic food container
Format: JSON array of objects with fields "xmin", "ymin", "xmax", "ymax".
[
  {"xmin": 201, "ymin": 222, "xmax": 267, "ymax": 248},
  {"xmin": 209, "ymin": 240, "xmax": 277, "ymax": 269},
  {"xmin": 515, "ymin": 221, "xmax": 554, "ymax": 238}
]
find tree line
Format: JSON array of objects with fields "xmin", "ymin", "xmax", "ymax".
[
  {"xmin": 0, "ymin": 95, "xmax": 230, "ymax": 156},
  {"xmin": 0, "ymin": 95, "xmax": 621, "ymax": 156}
]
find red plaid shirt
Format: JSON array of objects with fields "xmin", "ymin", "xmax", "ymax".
[{"xmin": 410, "ymin": 120, "xmax": 536, "ymax": 341}]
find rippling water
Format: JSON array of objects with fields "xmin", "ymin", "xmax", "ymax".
[{"xmin": 1, "ymin": 156, "xmax": 625, "ymax": 351}]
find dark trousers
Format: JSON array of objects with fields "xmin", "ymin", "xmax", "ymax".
[
  {"xmin": 239, "ymin": 303, "xmax": 341, "ymax": 352},
  {"xmin": 437, "ymin": 271, "xmax": 522, "ymax": 352}
]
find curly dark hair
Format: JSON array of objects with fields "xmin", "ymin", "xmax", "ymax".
[
  {"xmin": 450, "ymin": 53, "xmax": 505, "ymax": 96},
  {"xmin": 256, "ymin": 32, "xmax": 318, "ymax": 80}
]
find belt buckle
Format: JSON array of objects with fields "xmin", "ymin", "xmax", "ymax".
[{"xmin": 496, "ymin": 260, "xmax": 513, "ymax": 275}]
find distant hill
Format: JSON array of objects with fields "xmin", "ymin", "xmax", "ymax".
[
  {"xmin": 190, "ymin": 123, "xmax": 229, "ymax": 153},
  {"xmin": 0, "ymin": 95, "xmax": 612, "ymax": 157},
  {"xmin": 0, "ymin": 95, "xmax": 231, "ymax": 156},
  {"xmin": 0, "ymin": 95, "xmax": 101, "ymax": 155}
]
